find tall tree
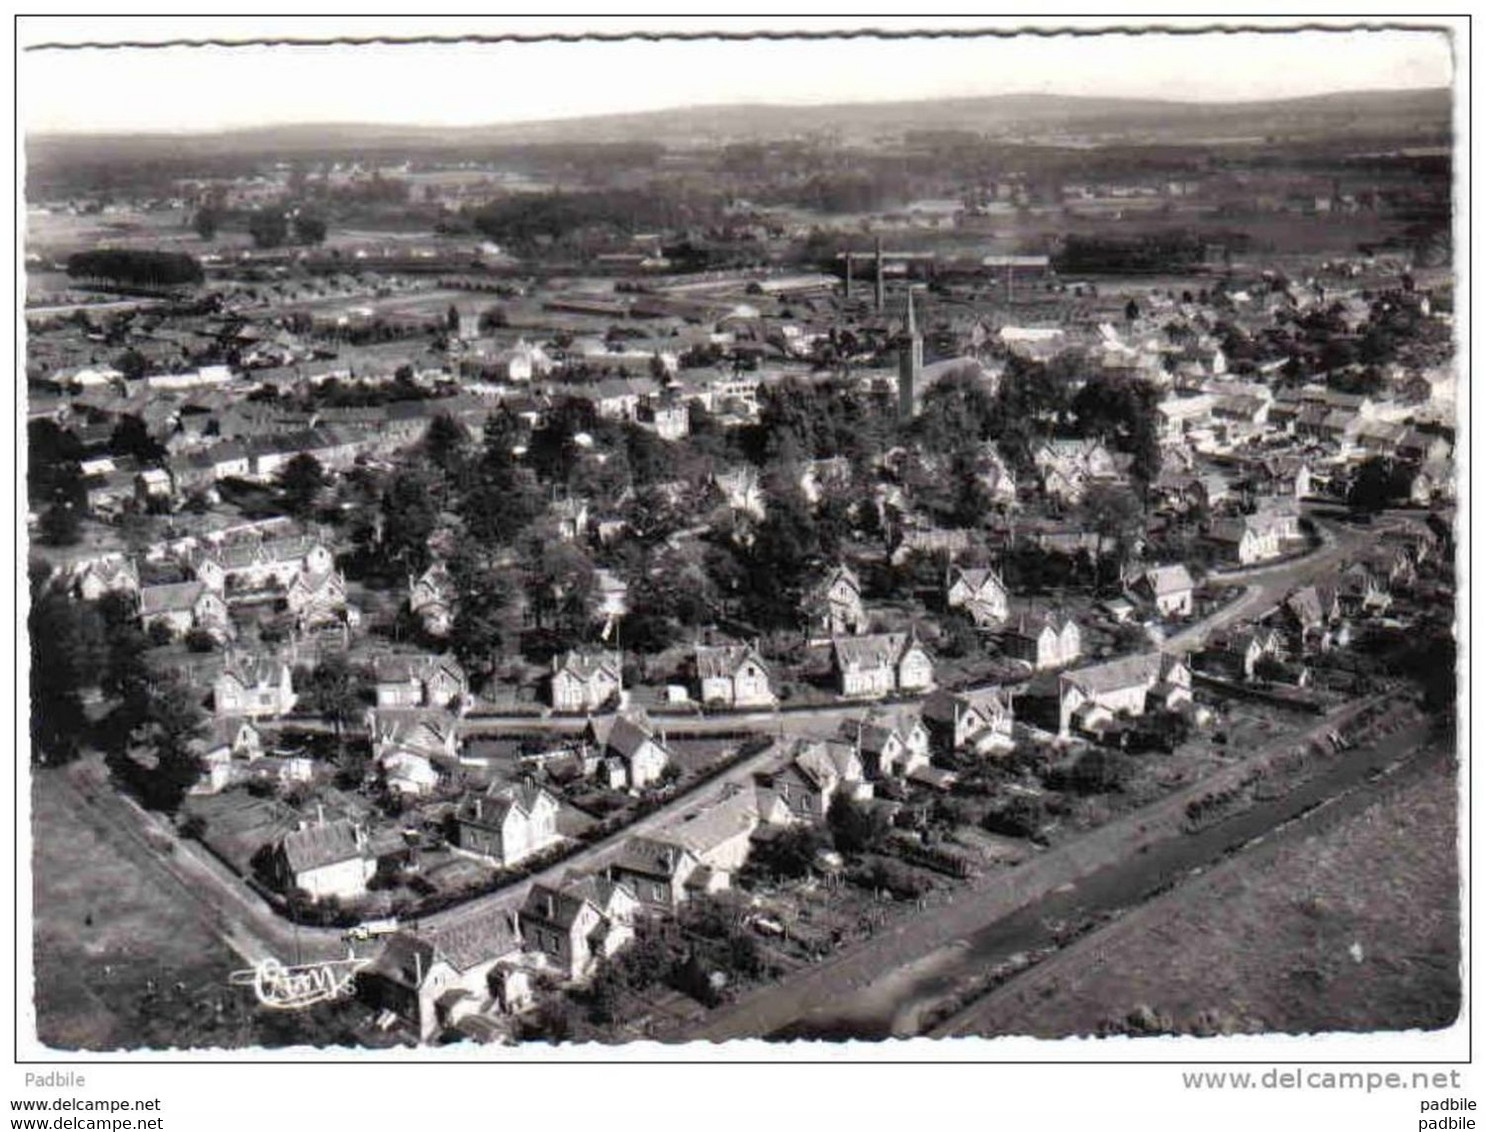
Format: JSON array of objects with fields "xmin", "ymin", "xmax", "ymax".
[
  {"xmin": 423, "ymin": 413, "xmax": 471, "ymax": 479},
  {"xmin": 248, "ymin": 210, "xmax": 290, "ymax": 249},
  {"xmin": 447, "ymin": 545, "xmax": 515, "ymax": 690},
  {"xmin": 39, "ymin": 503, "xmax": 82, "ymax": 547},
  {"xmin": 379, "ymin": 468, "xmax": 440, "ymax": 575},
  {"xmin": 29, "ymin": 589, "xmax": 108, "ymax": 763},
  {"xmin": 277, "ymin": 453, "xmax": 328, "ymax": 520},
  {"xmin": 293, "ymin": 215, "xmax": 327, "ymax": 245},
  {"xmin": 128, "ymin": 671, "xmax": 207, "ymax": 812}
]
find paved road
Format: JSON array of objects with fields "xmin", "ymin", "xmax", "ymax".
[
  {"xmin": 1162, "ymin": 509, "xmax": 1405, "ymax": 655},
  {"xmin": 421, "ymin": 738, "xmax": 795, "ymax": 936}
]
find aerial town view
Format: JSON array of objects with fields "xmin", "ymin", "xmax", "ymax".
[{"xmin": 22, "ymin": 25, "xmax": 1460, "ymax": 1052}]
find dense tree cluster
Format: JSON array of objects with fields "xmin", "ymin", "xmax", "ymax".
[
  {"xmin": 469, "ymin": 189, "xmax": 719, "ymax": 252},
  {"xmin": 67, "ymin": 249, "xmax": 204, "ymax": 290}
]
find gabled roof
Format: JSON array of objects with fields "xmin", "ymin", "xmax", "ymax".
[
  {"xmin": 838, "ymin": 714, "xmax": 901, "ymax": 756},
  {"xmin": 665, "ymin": 785, "xmax": 763, "ymax": 857},
  {"xmin": 555, "ymin": 648, "xmax": 621, "ymax": 683},
  {"xmin": 521, "ymin": 882, "xmax": 592, "ymax": 931},
  {"xmin": 695, "ymin": 642, "xmax": 768, "ymax": 681},
  {"xmin": 1284, "ymin": 586, "xmax": 1325, "ymax": 628},
  {"xmin": 523, "ymin": 873, "xmax": 632, "ymax": 931},
  {"xmin": 948, "ymin": 566, "xmax": 1006, "ymax": 596},
  {"xmin": 371, "ymin": 708, "xmax": 457, "ymax": 757},
  {"xmin": 138, "ymin": 580, "xmax": 208, "ymax": 616},
  {"xmin": 1142, "ymin": 564, "xmax": 1195, "ymax": 596},
  {"xmin": 1062, "ymin": 651, "xmax": 1181, "ymax": 697},
  {"xmin": 792, "ymin": 738, "xmax": 861, "ymax": 791},
  {"xmin": 1004, "ymin": 607, "xmax": 1079, "ymax": 642},
  {"xmin": 281, "ymin": 819, "xmax": 362, "ymax": 874},
  {"xmin": 430, "ymin": 910, "xmax": 523, "ymax": 973},
  {"xmin": 832, "ymin": 631, "xmax": 929, "ymax": 672},
  {"xmin": 811, "ymin": 562, "xmax": 861, "ymax": 598},
  {"xmin": 364, "ymin": 933, "xmax": 437, "ymax": 990},
  {"xmin": 921, "ymin": 686, "xmax": 1010, "ymax": 726},
  {"xmin": 76, "ymin": 556, "xmax": 138, "ymax": 586},
  {"xmin": 372, "ymin": 653, "xmax": 466, "ymax": 687},
  {"xmin": 457, "ymin": 779, "xmax": 554, "ymax": 830},
  {"xmin": 612, "ymin": 836, "xmax": 697, "ymax": 881},
  {"xmin": 192, "ymin": 714, "xmax": 260, "ymax": 756},
  {"xmin": 1206, "ymin": 518, "xmax": 1253, "ymax": 545},
  {"xmin": 218, "ymin": 652, "xmax": 290, "ymax": 689},
  {"xmin": 603, "ymin": 713, "xmax": 664, "ymax": 761}
]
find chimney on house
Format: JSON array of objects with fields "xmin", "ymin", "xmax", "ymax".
[{"xmin": 316, "ymin": 803, "xmax": 325, "ymax": 827}]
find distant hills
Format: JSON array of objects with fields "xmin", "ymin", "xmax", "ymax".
[{"xmin": 28, "ymin": 87, "xmax": 1452, "ymax": 165}]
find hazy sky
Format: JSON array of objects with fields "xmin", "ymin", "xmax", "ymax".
[{"xmin": 20, "ymin": 16, "xmax": 1456, "ymax": 135}]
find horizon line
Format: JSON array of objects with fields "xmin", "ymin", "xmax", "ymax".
[{"xmin": 26, "ymin": 83, "xmax": 1454, "ymax": 141}]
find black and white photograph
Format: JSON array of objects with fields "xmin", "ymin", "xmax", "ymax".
[{"xmin": 14, "ymin": 14, "xmax": 1467, "ymax": 1102}]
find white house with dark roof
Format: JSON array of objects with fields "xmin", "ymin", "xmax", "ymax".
[
  {"xmin": 372, "ymin": 654, "xmax": 469, "ymax": 712},
  {"xmin": 1002, "ymin": 611, "xmax": 1082, "ymax": 671},
  {"xmin": 805, "ymin": 563, "xmax": 869, "ymax": 638},
  {"xmin": 139, "ymin": 580, "xmax": 233, "ymax": 642},
  {"xmin": 1206, "ymin": 515, "xmax": 1282, "ymax": 566},
  {"xmin": 608, "ymin": 837, "xmax": 705, "ymax": 911},
  {"xmin": 187, "ymin": 716, "xmax": 264, "ymax": 795},
  {"xmin": 769, "ymin": 737, "xmax": 872, "ymax": 822},
  {"xmin": 1032, "ymin": 438, "xmax": 1122, "ymax": 504},
  {"xmin": 587, "ymin": 712, "xmax": 670, "ymax": 791},
  {"xmin": 711, "ymin": 466, "xmax": 766, "ymax": 521},
  {"xmin": 276, "ymin": 818, "xmax": 374, "ymax": 902},
  {"xmin": 195, "ymin": 535, "xmax": 334, "ymax": 594},
  {"xmin": 286, "ymin": 562, "xmax": 358, "ymax": 632},
  {"xmin": 453, "ymin": 779, "xmax": 561, "ymax": 868},
  {"xmin": 368, "ymin": 707, "xmax": 460, "ymax": 797},
  {"xmin": 663, "ymin": 782, "xmax": 776, "ymax": 879},
  {"xmin": 519, "ymin": 873, "xmax": 639, "ymax": 982},
  {"xmin": 73, "ymin": 556, "xmax": 141, "ymax": 603},
  {"xmin": 360, "ymin": 911, "xmax": 528, "ymax": 1042},
  {"xmin": 831, "ymin": 631, "xmax": 934, "ymax": 698},
  {"xmin": 1058, "ymin": 651, "xmax": 1192, "ymax": 737},
  {"xmin": 408, "ymin": 561, "xmax": 455, "ymax": 638},
  {"xmin": 694, "ymin": 641, "xmax": 775, "ymax": 708},
  {"xmin": 1135, "ymin": 564, "xmax": 1196, "ymax": 618},
  {"xmin": 213, "ymin": 653, "xmax": 297, "ymax": 718},
  {"xmin": 838, "ymin": 708, "xmax": 932, "ymax": 779},
  {"xmin": 945, "ymin": 565, "xmax": 1010, "ymax": 626},
  {"xmin": 922, "ymin": 687, "xmax": 1015, "ymax": 756},
  {"xmin": 551, "ymin": 649, "xmax": 622, "ymax": 713}
]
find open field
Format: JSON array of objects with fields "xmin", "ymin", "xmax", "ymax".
[
  {"xmin": 31, "ymin": 765, "xmax": 245, "ymax": 1050},
  {"xmin": 945, "ymin": 741, "xmax": 1460, "ymax": 1039}
]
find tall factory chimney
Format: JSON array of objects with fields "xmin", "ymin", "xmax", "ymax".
[{"xmin": 875, "ymin": 238, "xmax": 885, "ymax": 312}]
